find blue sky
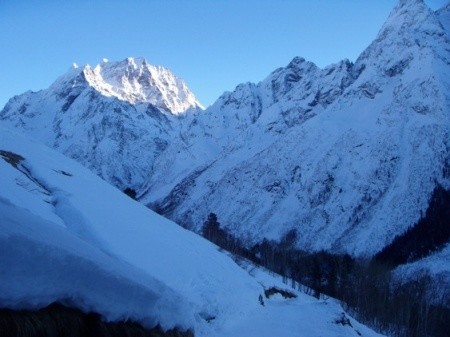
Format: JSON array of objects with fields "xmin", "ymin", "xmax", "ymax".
[{"xmin": 0, "ymin": 0, "xmax": 447, "ymax": 108}]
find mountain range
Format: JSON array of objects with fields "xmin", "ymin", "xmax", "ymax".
[{"xmin": 2, "ymin": 0, "xmax": 448, "ymax": 259}]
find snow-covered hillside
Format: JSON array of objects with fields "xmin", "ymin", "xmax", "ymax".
[
  {"xmin": 0, "ymin": 127, "xmax": 384, "ymax": 337},
  {"xmin": 1, "ymin": 0, "xmax": 449, "ymax": 258}
]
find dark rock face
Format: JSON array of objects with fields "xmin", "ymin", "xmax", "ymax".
[{"xmin": 0, "ymin": 303, "xmax": 194, "ymax": 337}]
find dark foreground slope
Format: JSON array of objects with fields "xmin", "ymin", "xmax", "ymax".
[{"xmin": 0, "ymin": 303, "xmax": 192, "ymax": 337}]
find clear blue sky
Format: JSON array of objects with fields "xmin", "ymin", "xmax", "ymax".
[{"xmin": 0, "ymin": 0, "xmax": 447, "ymax": 108}]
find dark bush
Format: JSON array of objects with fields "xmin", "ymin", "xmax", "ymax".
[{"xmin": 123, "ymin": 188, "xmax": 137, "ymax": 199}]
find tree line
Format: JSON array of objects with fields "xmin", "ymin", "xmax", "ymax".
[
  {"xmin": 201, "ymin": 205, "xmax": 449, "ymax": 337},
  {"xmin": 375, "ymin": 185, "xmax": 450, "ymax": 267}
]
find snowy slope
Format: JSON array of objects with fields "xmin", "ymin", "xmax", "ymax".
[
  {"xmin": 0, "ymin": 198, "xmax": 192, "ymax": 330},
  {"xmin": 0, "ymin": 127, "xmax": 384, "ymax": 337}
]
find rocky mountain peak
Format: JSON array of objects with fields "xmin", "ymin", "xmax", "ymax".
[
  {"xmin": 382, "ymin": 0, "xmax": 435, "ymax": 34},
  {"xmin": 355, "ymin": 0, "xmax": 446, "ymax": 72},
  {"xmin": 52, "ymin": 57, "xmax": 203, "ymax": 114}
]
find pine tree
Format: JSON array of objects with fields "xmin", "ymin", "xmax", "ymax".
[{"xmin": 202, "ymin": 212, "xmax": 221, "ymax": 242}]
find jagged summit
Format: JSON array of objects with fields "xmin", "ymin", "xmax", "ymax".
[
  {"xmin": 380, "ymin": 0, "xmax": 440, "ymax": 39},
  {"xmin": 54, "ymin": 57, "xmax": 203, "ymax": 114},
  {"xmin": 356, "ymin": 0, "xmax": 446, "ymax": 65}
]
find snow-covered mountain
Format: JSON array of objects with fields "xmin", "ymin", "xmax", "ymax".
[
  {"xmin": 60, "ymin": 57, "xmax": 203, "ymax": 112},
  {"xmin": 143, "ymin": 0, "xmax": 450, "ymax": 256},
  {"xmin": 0, "ymin": 127, "xmax": 383, "ymax": 337},
  {"xmin": 1, "ymin": 0, "xmax": 449, "ymax": 258},
  {"xmin": 0, "ymin": 57, "xmax": 202, "ymax": 192}
]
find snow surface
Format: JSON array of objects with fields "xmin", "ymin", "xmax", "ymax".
[
  {"xmin": 0, "ymin": 127, "xmax": 384, "ymax": 336},
  {"xmin": 0, "ymin": 197, "xmax": 192, "ymax": 329}
]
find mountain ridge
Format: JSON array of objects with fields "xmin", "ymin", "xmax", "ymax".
[{"xmin": 142, "ymin": 0, "xmax": 450, "ymax": 256}]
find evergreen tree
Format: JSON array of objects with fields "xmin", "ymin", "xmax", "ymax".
[{"xmin": 202, "ymin": 212, "xmax": 221, "ymax": 242}]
